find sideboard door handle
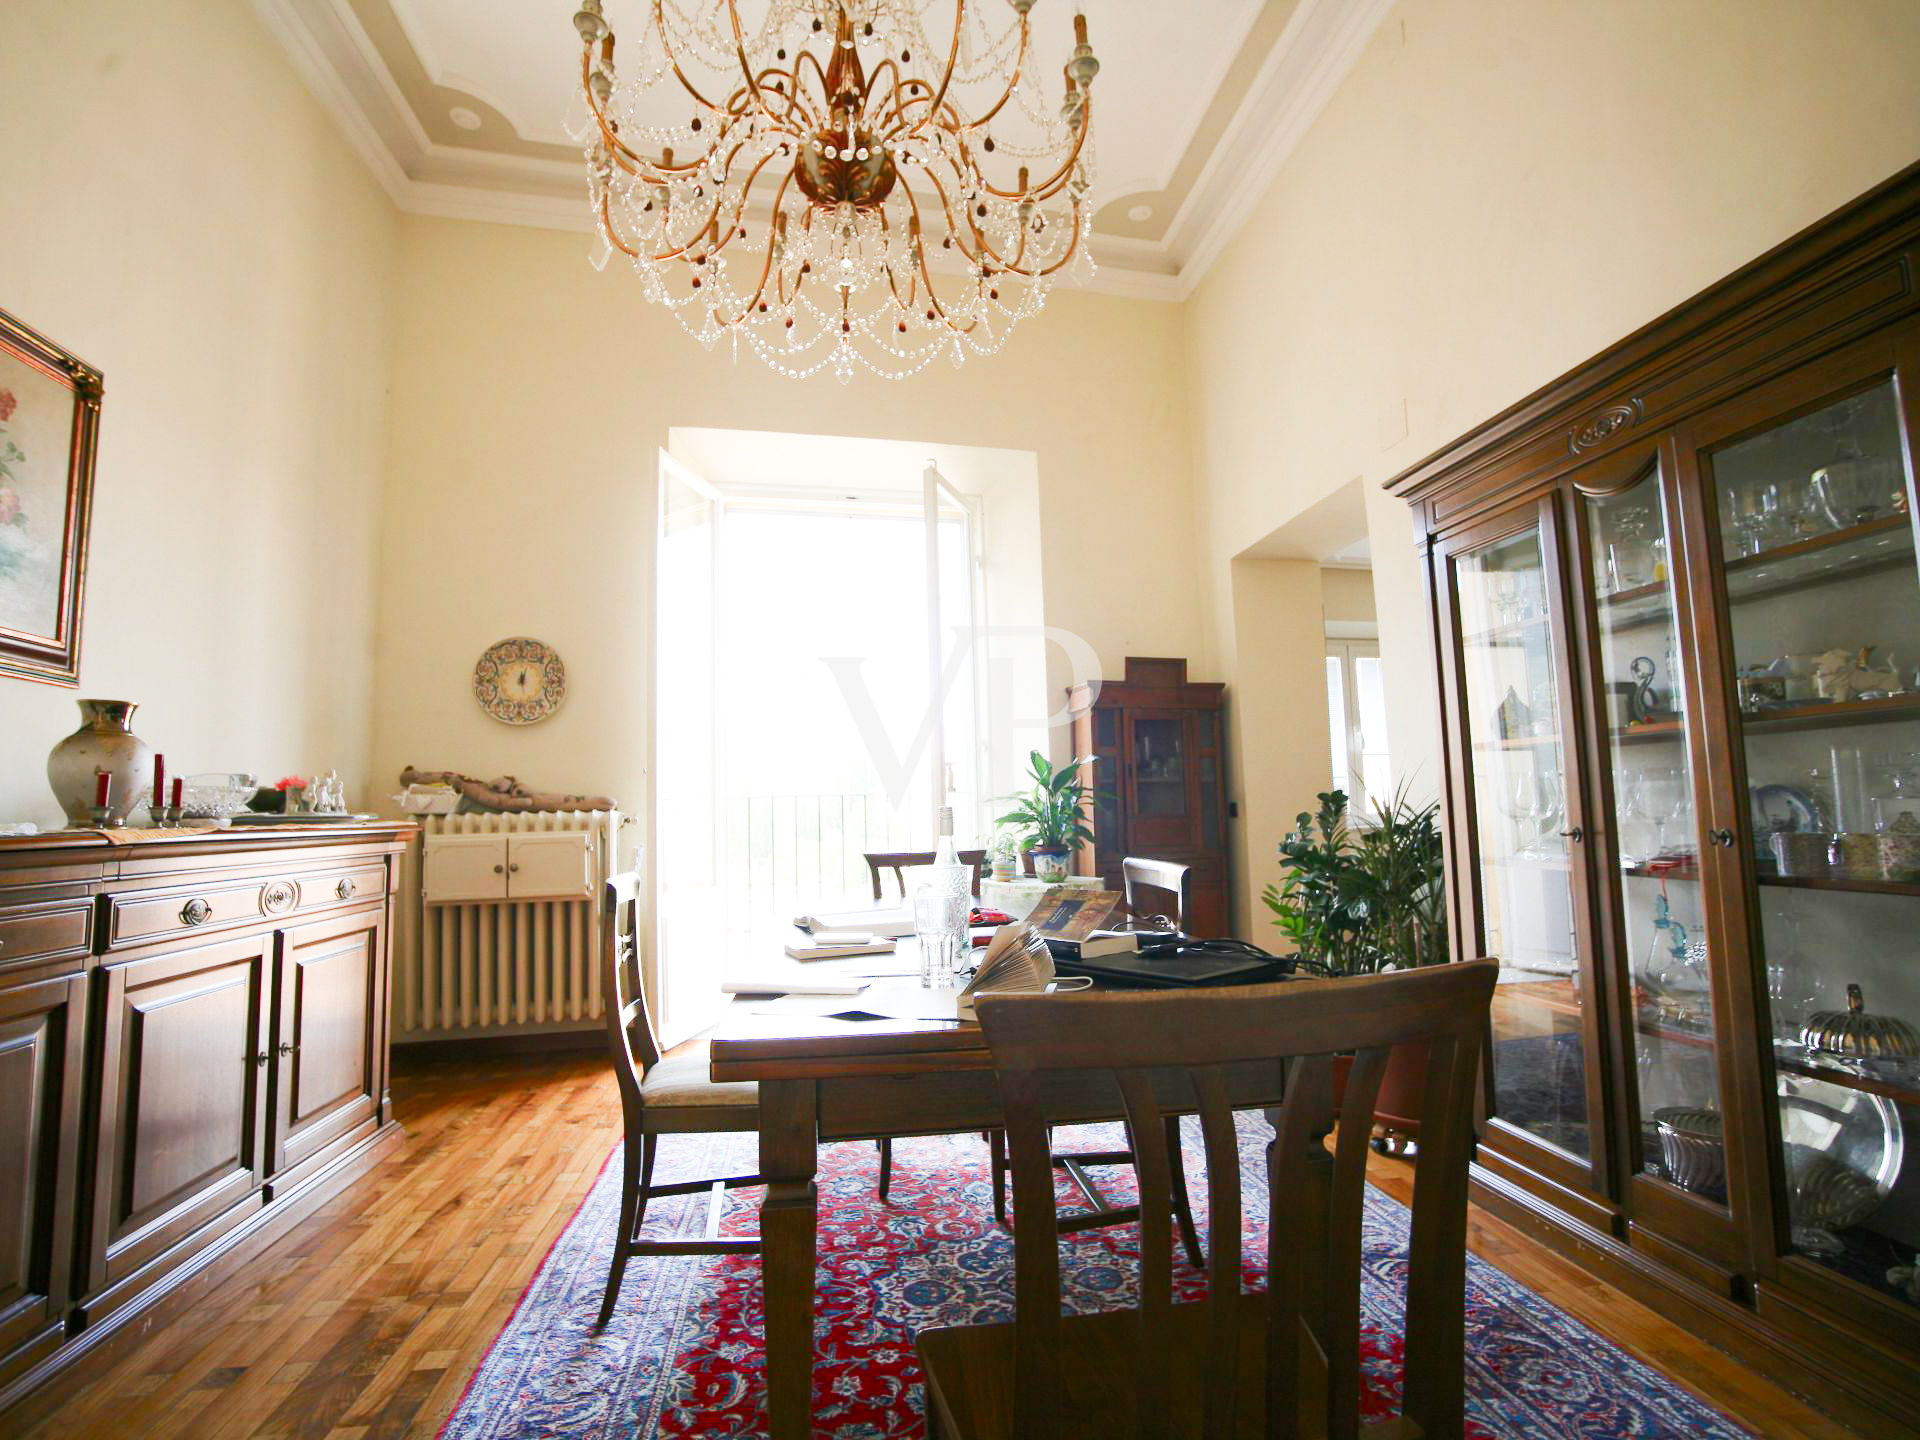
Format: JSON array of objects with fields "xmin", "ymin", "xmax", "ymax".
[
  {"xmin": 1558, "ymin": 827, "xmax": 1584, "ymax": 843},
  {"xmin": 249, "ymin": 1051, "xmax": 270, "ymax": 1068}
]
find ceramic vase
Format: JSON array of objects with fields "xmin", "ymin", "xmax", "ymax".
[
  {"xmin": 1030, "ymin": 847, "xmax": 1070, "ymax": 882},
  {"xmin": 46, "ymin": 699, "xmax": 153, "ymax": 827}
]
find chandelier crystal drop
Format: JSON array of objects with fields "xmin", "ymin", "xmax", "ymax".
[{"xmin": 568, "ymin": 1, "xmax": 1099, "ymax": 380}]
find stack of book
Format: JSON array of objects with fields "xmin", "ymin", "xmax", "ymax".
[{"xmin": 783, "ymin": 931, "xmax": 898, "ymax": 961}]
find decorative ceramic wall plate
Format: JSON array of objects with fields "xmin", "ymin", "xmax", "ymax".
[{"xmin": 474, "ymin": 637, "xmax": 566, "ymax": 724}]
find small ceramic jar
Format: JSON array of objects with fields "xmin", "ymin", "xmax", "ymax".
[
  {"xmin": 1877, "ymin": 814, "xmax": 1920, "ymax": 882},
  {"xmin": 1831, "ymin": 832, "xmax": 1882, "ymax": 881},
  {"xmin": 1770, "ymin": 831, "xmax": 1832, "ymax": 877}
]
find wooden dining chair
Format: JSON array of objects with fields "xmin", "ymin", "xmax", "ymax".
[
  {"xmin": 919, "ymin": 959, "xmax": 1498, "ymax": 1440},
  {"xmin": 864, "ymin": 848, "xmax": 989, "ymax": 902},
  {"xmin": 597, "ymin": 871, "xmax": 762, "ymax": 1328},
  {"xmin": 995, "ymin": 854, "xmax": 1203, "ymax": 1266},
  {"xmin": 1121, "ymin": 856, "xmax": 1192, "ymax": 933}
]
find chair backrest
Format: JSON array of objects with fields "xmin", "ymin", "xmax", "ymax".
[
  {"xmin": 602, "ymin": 872, "xmax": 662, "ymax": 1132},
  {"xmin": 1121, "ymin": 856, "xmax": 1191, "ymax": 932},
  {"xmin": 975, "ymin": 959, "xmax": 1498, "ymax": 1440},
  {"xmin": 863, "ymin": 849, "xmax": 988, "ymax": 901}
]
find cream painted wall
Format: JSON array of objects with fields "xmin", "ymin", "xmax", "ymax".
[
  {"xmin": 0, "ymin": 0, "xmax": 396, "ymax": 827},
  {"xmin": 1224, "ymin": 556, "xmax": 1329, "ymax": 942},
  {"xmin": 1320, "ymin": 568, "xmax": 1376, "ymax": 626},
  {"xmin": 1185, "ymin": 0, "xmax": 1920, "ymax": 918},
  {"xmin": 371, "ymin": 216, "xmax": 1202, "ymax": 855}
]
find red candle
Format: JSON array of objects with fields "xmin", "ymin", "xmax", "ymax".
[
  {"xmin": 171, "ymin": 777, "xmax": 184, "ymax": 808},
  {"xmin": 94, "ymin": 770, "xmax": 111, "ymax": 808},
  {"xmin": 152, "ymin": 754, "xmax": 165, "ymax": 811}
]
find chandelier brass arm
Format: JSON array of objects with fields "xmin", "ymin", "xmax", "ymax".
[{"xmin": 570, "ymin": 0, "xmax": 1100, "ymax": 380}]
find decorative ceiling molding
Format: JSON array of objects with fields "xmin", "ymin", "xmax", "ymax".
[
  {"xmin": 1163, "ymin": 0, "xmax": 1397, "ymax": 292},
  {"xmin": 253, "ymin": 0, "xmax": 1392, "ymax": 304}
]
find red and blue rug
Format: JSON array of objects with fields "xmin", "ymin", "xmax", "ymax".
[{"xmin": 439, "ymin": 1117, "xmax": 1752, "ymax": 1438}]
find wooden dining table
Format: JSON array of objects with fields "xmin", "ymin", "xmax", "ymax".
[{"xmin": 707, "ymin": 939, "xmax": 1302, "ymax": 1439}]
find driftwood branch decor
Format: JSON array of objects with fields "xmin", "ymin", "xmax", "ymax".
[{"xmin": 398, "ymin": 767, "xmax": 615, "ymax": 814}]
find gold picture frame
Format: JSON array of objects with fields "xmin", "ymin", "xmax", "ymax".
[{"xmin": 0, "ymin": 307, "xmax": 102, "ymax": 685}]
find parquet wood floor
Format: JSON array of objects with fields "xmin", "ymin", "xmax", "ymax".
[{"xmin": 0, "ymin": 1049, "xmax": 1859, "ymax": 1439}]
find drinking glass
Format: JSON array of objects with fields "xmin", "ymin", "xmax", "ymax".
[
  {"xmin": 913, "ymin": 886, "xmax": 970, "ymax": 988},
  {"xmin": 1638, "ymin": 767, "xmax": 1689, "ymax": 858}
]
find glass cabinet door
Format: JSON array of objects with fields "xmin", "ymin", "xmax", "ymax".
[
  {"xmin": 1581, "ymin": 464, "xmax": 1723, "ymax": 1198},
  {"xmin": 1127, "ymin": 710, "xmax": 1193, "ymax": 849},
  {"xmin": 1452, "ymin": 520, "xmax": 1595, "ymax": 1163},
  {"xmin": 1701, "ymin": 373, "xmax": 1920, "ymax": 1309},
  {"xmin": 1130, "ymin": 714, "xmax": 1188, "ymax": 815}
]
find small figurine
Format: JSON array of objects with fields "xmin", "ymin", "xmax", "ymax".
[
  {"xmin": 1812, "ymin": 647, "xmax": 1903, "ymax": 702},
  {"xmin": 1629, "ymin": 656, "xmax": 1662, "ymax": 722},
  {"xmin": 1496, "ymin": 686, "xmax": 1532, "ymax": 740}
]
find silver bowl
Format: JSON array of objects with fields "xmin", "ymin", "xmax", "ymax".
[{"xmin": 1653, "ymin": 1106, "xmax": 1726, "ymax": 1195}]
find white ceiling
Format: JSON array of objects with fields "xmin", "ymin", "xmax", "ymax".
[
  {"xmin": 255, "ymin": 0, "xmax": 1395, "ymax": 298},
  {"xmin": 391, "ymin": 0, "xmax": 1262, "ymax": 202}
]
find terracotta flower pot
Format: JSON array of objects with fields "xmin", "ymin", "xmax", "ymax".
[{"xmin": 1331, "ymin": 1039, "xmax": 1430, "ymax": 1155}]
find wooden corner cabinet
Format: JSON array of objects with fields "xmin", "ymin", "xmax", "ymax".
[
  {"xmin": 1070, "ymin": 657, "xmax": 1230, "ymax": 936},
  {"xmin": 1389, "ymin": 161, "xmax": 1920, "ymax": 1436},
  {"xmin": 0, "ymin": 821, "xmax": 411, "ymax": 1413}
]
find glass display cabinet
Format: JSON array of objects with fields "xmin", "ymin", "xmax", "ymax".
[
  {"xmin": 1068, "ymin": 657, "xmax": 1230, "ymax": 936},
  {"xmin": 1391, "ymin": 164, "xmax": 1920, "ymax": 1435}
]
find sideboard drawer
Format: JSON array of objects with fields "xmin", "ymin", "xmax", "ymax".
[
  {"xmin": 300, "ymin": 863, "xmax": 387, "ymax": 914},
  {"xmin": 0, "ymin": 902, "xmax": 93, "ymax": 969},
  {"xmin": 108, "ymin": 881, "xmax": 270, "ymax": 948}
]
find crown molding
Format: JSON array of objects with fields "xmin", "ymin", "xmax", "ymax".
[
  {"xmin": 1165, "ymin": 0, "xmax": 1397, "ymax": 299},
  {"xmin": 256, "ymin": 0, "xmax": 1389, "ymax": 306}
]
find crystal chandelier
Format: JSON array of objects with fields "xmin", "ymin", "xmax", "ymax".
[{"xmin": 569, "ymin": 1, "xmax": 1099, "ymax": 380}]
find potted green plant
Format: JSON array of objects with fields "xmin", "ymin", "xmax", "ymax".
[
  {"xmin": 997, "ymin": 751, "xmax": 1099, "ymax": 882},
  {"xmin": 987, "ymin": 826, "xmax": 1022, "ymax": 881},
  {"xmin": 1262, "ymin": 786, "xmax": 1450, "ymax": 1151}
]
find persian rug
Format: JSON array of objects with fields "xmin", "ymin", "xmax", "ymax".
[{"xmin": 440, "ymin": 1117, "xmax": 1752, "ymax": 1439}]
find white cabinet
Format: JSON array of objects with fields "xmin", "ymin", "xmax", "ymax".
[
  {"xmin": 502, "ymin": 832, "xmax": 594, "ymax": 900},
  {"xmin": 422, "ymin": 832, "xmax": 592, "ymax": 904}
]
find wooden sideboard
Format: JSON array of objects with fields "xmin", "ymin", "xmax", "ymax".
[{"xmin": 0, "ymin": 822, "xmax": 412, "ymax": 1411}]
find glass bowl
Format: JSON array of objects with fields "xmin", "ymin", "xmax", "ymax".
[{"xmin": 178, "ymin": 772, "xmax": 260, "ymax": 821}]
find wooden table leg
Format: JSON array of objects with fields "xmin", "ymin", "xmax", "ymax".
[{"xmin": 759, "ymin": 1079, "xmax": 819, "ymax": 1440}]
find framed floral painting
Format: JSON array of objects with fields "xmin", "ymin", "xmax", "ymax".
[{"xmin": 0, "ymin": 307, "xmax": 101, "ymax": 685}]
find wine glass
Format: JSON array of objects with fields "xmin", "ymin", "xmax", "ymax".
[
  {"xmin": 1637, "ymin": 767, "xmax": 1689, "ymax": 858},
  {"xmin": 1754, "ymin": 480, "xmax": 1790, "ymax": 548},
  {"xmin": 1494, "ymin": 769, "xmax": 1540, "ymax": 856},
  {"xmin": 1535, "ymin": 771, "xmax": 1566, "ymax": 853},
  {"xmin": 1622, "ymin": 771, "xmax": 1655, "ymax": 867}
]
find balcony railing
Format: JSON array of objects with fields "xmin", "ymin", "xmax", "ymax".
[{"xmin": 723, "ymin": 791, "xmax": 934, "ymax": 930}]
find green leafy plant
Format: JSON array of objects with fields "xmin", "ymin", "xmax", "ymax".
[
  {"xmin": 1261, "ymin": 787, "xmax": 1449, "ymax": 977},
  {"xmin": 987, "ymin": 825, "xmax": 1023, "ymax": 865},
  {"xmin": 996, "ymin": 750, "xmax": 1100, "ymax": 853}
]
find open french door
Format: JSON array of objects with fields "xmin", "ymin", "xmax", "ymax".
[
  {"xmin": 651, "ymin": 450, "xmax": 726, "ymax": 1045},
  {"xmin": 922, "ymin": 463, "xmax": 987, "ymax": 830}
]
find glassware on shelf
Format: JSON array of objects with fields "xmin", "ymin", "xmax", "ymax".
[
  {"xmin": 1636, "ymin": 767, "xmax": 1690, "ymax": 859},
  {"xmin": 1766, "ymin": 906, "xmax": 1824, "ymax": 1038},
  {"xmin": 1587, "ymin": 466, "xmax": 1720, "ymax": 1182},
  {"xmin": 1830, "ymin": 744, "xmax": 1873, "ymax": 836},
  {"xmin": 1813, "ymin": 447, "xmax": 1897, "ymax": 529},
  {"xmin": 1711, "ymin": 374, "xmax": 1919, "ymax": 1299}
]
